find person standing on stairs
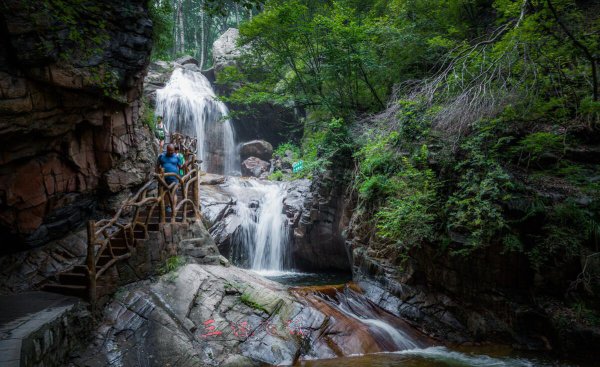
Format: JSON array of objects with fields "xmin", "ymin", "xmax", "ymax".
[
  {"xmin": 156, "ymin": 143, "xmax": 180, "ymax": 214},
  {"xmin": 154, "ymin": 116, "xmax": 168, "ymax": 150}
]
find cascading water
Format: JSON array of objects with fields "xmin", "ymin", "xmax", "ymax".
[
  {"xmin": 304, "ymin": 285, "xmax": 426, "ymax": 352},
  {"xmin": 224, "ymin": 178, "xmax": 291, "ymax": 272},
  {"xmin": 155, "ymin": 67, "xmax": 238, "ymax": 175}
]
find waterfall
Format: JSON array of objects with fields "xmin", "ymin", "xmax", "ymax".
[
  {"xmin": 224, "ymin": 178, "xmax": 291, "ymax": 272},
  {"xmin": 155, "ymin": 67, "xmax": 238, "ymax": 175}
]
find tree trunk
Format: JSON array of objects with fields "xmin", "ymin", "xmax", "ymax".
[
  {"xmin": 199, "ymin": 1, "xmax": 205, "ymax": 69},
  {"xmin": 178, "ymin": 0, "xmax": 185, "ymax": 54},
  {"xmin": 235, "ymin": 3, "xmax": 240, "ymax": 28}
]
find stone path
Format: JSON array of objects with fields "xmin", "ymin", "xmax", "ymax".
[{"xmin": 0, "ymin": 291, "xmax": 91, "ymax": 367}]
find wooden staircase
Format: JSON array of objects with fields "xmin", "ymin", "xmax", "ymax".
[{"xmin": 41, "ymin": 136, "xmax": 200, "ymax": 308}]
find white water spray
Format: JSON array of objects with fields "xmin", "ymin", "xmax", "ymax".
[
  {"xmin": 224, "ymin": 178, "xmax": 291, "ymax": 272},
  {"xmin": 155, "ymin": 67, "xmax": 238, "ymax": 174}
]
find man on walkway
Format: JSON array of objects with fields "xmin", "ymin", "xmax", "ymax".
[{"xmin": 156, "ymin": 143, "xmax": 180, "ymax": 213}]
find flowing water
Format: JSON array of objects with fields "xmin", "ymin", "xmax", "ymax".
[
  {"xmin": 221, "ymin": 177, "xmax": 292, "ymax": 271},
  {"xmin": 155, "ymin": 67, "xmax": 238, "ymax": 174},
  {"xmin": 292, "ymin": 285, "xmax": 579, "ymax": 366}
]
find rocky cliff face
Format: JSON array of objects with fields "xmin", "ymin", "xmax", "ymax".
[
  {"xmin": 0, "ymin": 0, "xmax": 154, "ymax": 252},
  {"xmin": 284, "ymin": 171, "xmax": 352, "ymax": 271}
]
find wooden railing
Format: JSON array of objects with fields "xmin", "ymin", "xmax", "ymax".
[{"xmin": 85, "ymin": 132, "xmax": 202, "ymax": 309}]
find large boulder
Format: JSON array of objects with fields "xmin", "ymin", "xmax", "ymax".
[
  {"xmin": 240, "ymin": 140, "xmax": 273, "ymax": 161},
  {"xmin": 213, "ymin": 28, "xmax": 242, "ymax": 74},
  {"xmin": 0, "ymin": 0, "xmax": 154, "ymax": 250},
  {"xmin": 241, "ymin": 157, "xmax": 271, "ymax": 178}
]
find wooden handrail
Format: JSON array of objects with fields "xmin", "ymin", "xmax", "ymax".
[{"xmin": 85, "ymin": 132, "xmax": 203, "ymax": 307}]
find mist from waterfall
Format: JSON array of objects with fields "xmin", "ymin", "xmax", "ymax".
[
  {"xmin": 224, "ymin": 178, "xmax": 291, "ymax": 272},
  {"xmin": 155, "ymin": 67, "xmax": 238, "ymax": 175}
]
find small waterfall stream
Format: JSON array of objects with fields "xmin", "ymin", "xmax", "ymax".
[
  {"xmin": 155, "ymin": 67, "xmax": 238, "ymax": 175},
  {"xmin": 223, "ymin": 178, "xmax": 292, "ymax": 272}
]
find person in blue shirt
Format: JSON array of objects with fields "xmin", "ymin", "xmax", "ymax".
[{"xmin": 156, "ymin": 143, "xmax": 180, "ymax": 213}]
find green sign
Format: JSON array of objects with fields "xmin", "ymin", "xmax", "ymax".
[{"xmin": 292, "ymin": 160, "xmax": 304, "ymax": 173}]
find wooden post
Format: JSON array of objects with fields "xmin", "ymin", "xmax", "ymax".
[
  {"xmin": 194, "ymin": 169, "xmax": 200, "ymax": 218},
  {"xmin": 86, "ymin": 220, "xmax": 97, "ymax": 312},
  {"xmin": 159, "ymin": 172, "xmax": 166, "ymax": 223}
]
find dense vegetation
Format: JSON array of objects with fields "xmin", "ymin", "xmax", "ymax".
[{"xmin": 214, "ymin": 0, "xmax": 600, "ymax": 311}]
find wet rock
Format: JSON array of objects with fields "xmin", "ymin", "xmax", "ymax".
[
  {"xmin": 72, "ymin": 264, "xmax": 429, "ymax": 366},
  {"xmin": 200, "ymin": 173, "xmax": 226, "ymax": 186},
  {"xmin": 240, "ymin": 140, "xmax": 273, "ymax": 161},
  {"xmin": 179, "ymin": 222, "xmax": 221, "ymax": 265},
  {"xmin": 176, "ymin": 55, "xmax": 200, "ymax": 66},
  {"xmin": 284, "ymin": 171, "xmax": 352, "ymax": 271},
  {"xmin": 241, "ymin": 157, "xmax": 271, "ymax": 178},
  {"xmin": 71, "ymin": 264, "xmax": 309, "ymax": 366}
]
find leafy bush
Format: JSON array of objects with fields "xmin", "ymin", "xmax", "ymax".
[
  {"xmin": 528, "ymin": 200, "xmax": 595, "ymax": 269},
  {"xmin": 510, "ymin": 132, "xmax": 564, "ymax": 167},
  {"xmin": 375, "ymin": 156, "xmax": 438, "ymax": 252},
  {"xmin": 445, "ymin": 133, "xmax": 513, "ymax": 253},
  {"xmin": 140, "ymin": 96, "xmax": 156, "ymax": 131},
  {"xmin": 268, "ymin": 170, "xmax": 284, "ymax": 181},
  {"xmin": 160, "ymin": 255, "xmax": 185, "ymax": 274},
  {"xmin": 273, "ymin": 142, "xmax": 301, "ymax": 160}
]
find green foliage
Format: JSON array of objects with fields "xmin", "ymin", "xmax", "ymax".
[
  {"xmin": 140, "ymin": 97, "xmax": 157, "ymax": 131},
  {"xmin": 510, "ymin": 132, "xmax": 564, "ymax": 166},
  {"xmin": 354, "ymin": 129, "xmax": 438, "ymax": 256},
  {"xmin": 273, "ymin": 142, "xmax": 301, "ymax": 160},
  {"xmin": 374, "ymin": 155, "xmax": 438, "ymax": 252},
  {"xmin": 445, "ymin": 130, "xmax": 513, "ymax": 253},
  {"xmin": 212, "ymin": 0, "xmax": 600, "ymax": 293},
  {"xmin": 291, "ymin": 117, "xmax": 353, "ymax": 179},
  {"xmin": 268, "ymin": 170, "xmax": 284, "ymax": 181},
  {"xmin": 160, "ymin": 255, "xmax": 186, "ymax": 274},
  {"xmin": 528, "ymin": 200, "xmax": 594, "ymax": 269},
  {"xmin": 148, "ymin": 0, "xmax": 174, "ymax": 61}
]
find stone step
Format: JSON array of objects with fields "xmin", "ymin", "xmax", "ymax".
[
  {"xmin": 41, "ymin": 284, "xmax": 88, "ymax": 299},
  {"xmin": 58, "ymin": 272, "xmax": 88, "ymax": 286},
  {"xmin": 71, "ymin": 265, "xmax": 88, "ymax": 274},
  {"xmin": 133, "ymin": 230, "xmax": 146, "ymax": 239},
  {"xmin": 110, "ymin": 246, "xmax": 129, "ymax": 256}
]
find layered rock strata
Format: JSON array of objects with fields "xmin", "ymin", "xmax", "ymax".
[{"xmin": 0, "ymin": 0, "xmax": 154, "ymax": 251}]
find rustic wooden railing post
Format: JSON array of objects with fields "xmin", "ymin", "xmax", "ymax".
[
  {"xmin": 158, "ymin": 171, "xmax": 166, "ymax": 223},
  {"xmin": 194, "ymin": 169, "xmax": 200, "ymax": 218},
  {"xmin": 86, "ymin": 220, "xmax": 97, "ymax": 312}
]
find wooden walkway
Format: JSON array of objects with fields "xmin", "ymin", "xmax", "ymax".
[{"xmin": 41, "ymin": 133, "xmax": 202, "ymax": 309}]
